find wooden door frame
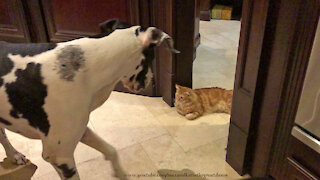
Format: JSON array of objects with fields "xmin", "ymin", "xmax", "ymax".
[
  {"xmin": 150, "ymin": 0, "xmax": 198, "ymax": 106},
  {"xmin": 226, "ymin": 0, "xmax": 320, "ymax": 177},
  {"xmin": 259, "ymin": 0, "xmax": 320, "ymax": 178},
  {"xmin": 226, "ymin": 0, "xmax": 271, "ymax": 175}
]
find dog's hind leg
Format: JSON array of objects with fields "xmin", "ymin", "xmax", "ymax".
[
  {"xmin": 0, "ymin": 127, "xmax": 27, "ymax": 165},
  {"xmin": 80, "ymin": 127, "xmax": 127, "ymax": 180}
]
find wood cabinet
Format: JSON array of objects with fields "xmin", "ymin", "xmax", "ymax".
[
  {"xmin": 40, "ymin": 0, "xmax": 139, "ymax": 42},
  {"xmin": 286, "ymin": 137, "xmax": 320, "ymax": 180},
  {"xmin": 0, "ymin": 0, "xmax": 31, "ymax": 42},
  {"xmin": 0, "ymin": 0, "xmax": 139, "ymax": 43}
]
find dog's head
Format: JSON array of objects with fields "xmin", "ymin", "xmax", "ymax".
[{"xmin": 97, "ymin": 19, "xmax": 179, "ymax": 93}]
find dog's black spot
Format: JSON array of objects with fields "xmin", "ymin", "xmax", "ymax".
[
  {"xmin": 134, "ymin": 48, "xmax": 155, "ymax": 90},
  {"xmin": 10, "ymin": 110, "xmax": 19, "ymax": 119},
  {"xmin": 151, "ymin": 29, "xmax": 162, "ymax": 41},
  {"xmin": 135, "ymin": 65, "xmax": 140, "ymax": 70},
  {"xmin": 5, "ymin": 62, "xmax": 50, "ymax": 136},
  {"xmin": 0, "ymin": 41, "xmax": 56, "ymax": 87},
  {"xmin": 56, "ymin": 45, "xmax": 85, "ymax": 81},
  {"xmin": 0, "ymin": 117, "xmax": 11, "ymax": 125},
  {"xmin": 135, "ymin": 28, "xmax": 139, "ymax": 36},
  {"xmin": 129, "ymin": 75, "xmax": 135, "ymax": 82},
  {"xmin": 89, "ymin": 19, "xmax": 131, "ymax": 39},
  {"xmin": 56, "ymin": 164, "xmax": 76, "ymax": 178}
]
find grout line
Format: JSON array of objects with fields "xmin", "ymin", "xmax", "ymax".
[{"xmin": 138, "ymin": 142, "xmax": 161, "ymax": 172}]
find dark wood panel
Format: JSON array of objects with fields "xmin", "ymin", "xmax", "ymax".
[
  {"xmin": 0, "ymin": 0, "xmax": 11, "ymax": 25},
  {"xmin": 227, "ymin": 0, "xmax": 271, "ymax": 175},
  {"xmin": 266, "ymin": 0, "xmax": 320, "ymax": 179},
  {"xmin": 41, "ymin": 0, "xmax": 139, "ymax": 42},
  {"xmin": 287, "ymin": 158, "xmax": 319, "ymax": 180},
  {"xmin": 288, "ymin": 137, "xmax": 320, "ymax": 178},
  {"xmin": 240, "ymin": 0, "xmax": 268, "ymax": 93},
  {"xmin": 139, "ymin": 0, "xmax": 151, "ymax": 28},
  {"xmin": 150, "ymin": 0, "xmax": 176, "ymax": 103},
  {"xmin": 23, "ymin": 0, "xmax": 48, "ymax": 42},
  {"xmin": 175, "ymin": 0, "xmax": 197, "ymax": 88},
  {"xmin": 0, "ymin": 0, "xmax": 31, "ymax": 42},
  {"xmin": 199, "ymin": 0, "xmax": 211, "ymax": 21},
  {"xmin": 226, "ymin": 123, "xmax": 249, "ymax": 173},
  {"xmin": 231, "ymin": 0, "xmax": 258, "ymax": 133},
  {"xmin": 250, "ymin": 0, "xmax": 301, "ymax": 176}
]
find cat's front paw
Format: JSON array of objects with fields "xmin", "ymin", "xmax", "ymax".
[{"xmin": 185, "ymin": 113, "xmax": 199, "ymax": 120}]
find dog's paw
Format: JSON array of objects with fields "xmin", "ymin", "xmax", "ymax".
[{"xmin": 10, "ymin": 152, "xmax": 28, "ymax": 165}]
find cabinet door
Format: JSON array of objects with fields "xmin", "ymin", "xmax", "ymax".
[
  {"xmin": 41, "ymin": 0, "xmax": 139, "ymax": 42},
  {"xmin": 0, "ymin": 0, "xmax": 31, "ymax": 42}
]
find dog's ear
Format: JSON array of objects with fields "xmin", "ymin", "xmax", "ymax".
[
  {"xmin": 99, "ymin": 19, "xmax": 131, "ymax": 33},
  {"xmin": 99, "ymin": 19, "xmax": 119, "ymax": 33},
  {"xmin": 138, "ymin": 27, "xmax": 180, "ymax": 54},
  {"xmin": 155, "ymin": 29, "xmax": 180, "ymax": 54}
]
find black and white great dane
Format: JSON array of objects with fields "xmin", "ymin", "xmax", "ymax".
[{"xmin": 0, "ymin": 19, "xmax": 179, "ymax": 180}]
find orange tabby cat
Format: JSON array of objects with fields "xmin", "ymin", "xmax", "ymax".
[{"xmin": 174, "ymin": 84, "xmax": 233, "ymax": 120}]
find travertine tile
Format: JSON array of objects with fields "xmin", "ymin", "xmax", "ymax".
[
  {"xmin": 118, "ymin": 143, "xmax": 161, "ymax": 180},
  {"xmin": 194, "ymin": 19, "xmax": 240, "ymax": 90},
  {"xmin": 141, "ymin": 133, "xmax": 239, "ymax": 180},
  {"xmin": 141, "ymin": 134, "xmax": 191, "ymax": 170},
  {"xmin": 157, "ymin": 112, "xmax": 230, "ymax": 152},
  {"xmin": 185, "ymin": 142, "xmax": 241, "ymax": 180},
  {"xmin": 213, "ymin": 137, "xmax": 229, "ymax": 160},
  {"xmin": 140, "ymin": 96, "xmax": 176, "ymax": 117},
  {"xmin": 77, "ymin": 156, "xmax": 116, "ymax": 180},
  {"xmin": 90, "ymin": 92, "xmax": 168, "ymax": 150}
]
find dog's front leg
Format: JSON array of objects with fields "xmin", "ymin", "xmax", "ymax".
[
  {"xmin": 80, "ymin": 127, "xmax": 127, "ymax": 180},
  {"xmin": 41, "ymin": 123, "xmax": 85, "ymax": 180},
  {"xmin": 42, "ymin": 141, "xmax": 80, "ymax": 180},
  {"xmin": 0, "ymin": 128, "xmax": 27, "ymax": 165}
]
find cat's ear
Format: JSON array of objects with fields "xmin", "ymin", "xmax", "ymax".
[{"xmin": 176, "ymin": 84, "xmax": 181, "ymax": 90}]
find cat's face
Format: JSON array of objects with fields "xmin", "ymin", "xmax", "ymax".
[{"xmin": 175, "ymin": 84, "xmax": 196, "ymax": 103}]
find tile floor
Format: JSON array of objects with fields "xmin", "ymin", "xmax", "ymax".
[
  {"xmin": 0, "ymin": 20, "xmax": 243, "ymax": 180},
  {"xmin": 193, "ymin": 20, "xmax": 240, "ymax": 89}
]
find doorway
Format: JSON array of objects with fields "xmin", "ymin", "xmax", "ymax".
[{"xmin": 193, "ymin": 20, "xmax": 240, "ymax": 89}]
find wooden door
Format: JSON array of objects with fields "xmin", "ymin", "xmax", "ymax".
[
  {"xmin": 226, "ymin": 0, "xmax": 271, "ymax": 175},
  {"xmin": 0, "ymin": 0, "xmax": 31, "ymax": 42},
  {"xmin": 265, "ymin": 0, "xmax": 320, "ymax": 179},
  {"xmin": 40, "ymin": 0, "xmax": 139, "ymax": 42},
  {"xmin": 150, "ymin": 0, "xmax": 200, "ymax": 106},
  {"xmin": 225, "ymin": 0, "xmax": 320, "ymax": 177}
]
